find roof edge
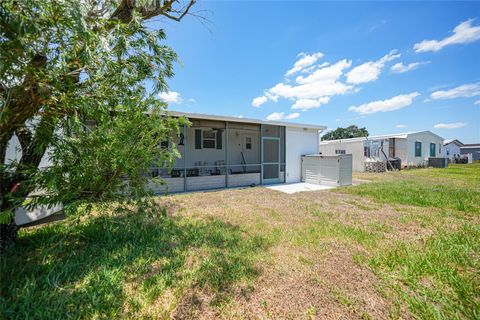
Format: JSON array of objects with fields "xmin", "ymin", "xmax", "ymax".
[
  {"xmin": 169, "ymin": 111, "xmax": 327, "ymax": 130},
  {"xmin": 320, "ymin": 130, "xmax": 445, "ymax": 144}
]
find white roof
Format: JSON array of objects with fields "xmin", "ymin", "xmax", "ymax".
[
  {"xmin": 444, "ymin": 139, "xmax": 464, "ymax": 146},
  {"xmin": 461, "ymin": 144, "xmax": 480, "ymax": 149},
  {"xmin": 320, "ymin": 130, "xmax": 444, "ymax": 144},
  {"xmin": 170, "ymin": 111, "xmax": 327, "ymax": 130}
]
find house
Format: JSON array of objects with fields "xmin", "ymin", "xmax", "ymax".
[
  {"xmin": 6, "ymin": 111, "xmax": 326, "ymax": 225},
  {"xmin": 149, "ymin": 112, "xmax": 326, "ymax": 193},
  {"xmin": 443, "ymin": 139, "xmax": 464, "ymax": 161},
  {"xmin": 461, "ymin": 143, "xmax": 480, "ymax": 161},
  {"xmin": 319, "ymin": 130, "xmax": 445, "ymax": 172},
  {"xmin": 6, "ymin": 112, "xmax": 327, "ymax": 195}
]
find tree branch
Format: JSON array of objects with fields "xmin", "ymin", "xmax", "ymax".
[
  {"xmin": 14, "ymin": 125, "xmax": 33, "ymax": 154},
  {"xmin": 110, "ymin": 0, "xmax": 196, "ymax": 23},
  {"xmin": 0, "ymin": 54, "xmax": 47, "ymax": 145}
]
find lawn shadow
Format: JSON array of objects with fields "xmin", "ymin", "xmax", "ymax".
[{"xmin": 1, "ymin": 202, "xmax": 268, "ymax": 319}]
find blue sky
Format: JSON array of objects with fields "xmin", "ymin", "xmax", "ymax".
[{"xmin": 154, "ymin": 1, "xmax": 480, "ymax": 143}]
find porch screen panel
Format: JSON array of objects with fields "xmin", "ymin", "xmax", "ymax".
[
  {"xmin": 187, "ymin": 119, "xmax": 226, "ymax": 191},
  {"xmin": 263, "ymin": 164, "xmax": 279, "ymax": 180},
  {"xmin": 226, "ymin": 122, "xmax": 261, "ymax": 187},
  {"xmin": 262, "ymin": 125, "xmax": 280, "ymax": 137},
  {"xmin": 149, "ymin": 127, "xmax": 186, "ymax": 194},
  {"xmin": 263, "ymin": 139, "xmax": 279, "ymax": 162}
]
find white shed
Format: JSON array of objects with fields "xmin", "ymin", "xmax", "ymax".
[{"xmin": 301, "ymin": 154, "xmax": 352, "ymax": 186}]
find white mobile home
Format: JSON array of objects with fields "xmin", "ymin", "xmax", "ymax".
[
  {"xmin": 6, "ymin": 112, "xmax": 326, "ymax": 193},
  {"xmin": 149, "ymin": 112, "xmax": 326, "ymax": 193},
  {"xmin": 6, "ymin": 112, "xmax": 326, "ymax": 225},
  {"xmin": 443, "ymin": 139, "xmax": 464, "ymax": 161},
  {"xmin": 320, "ymin": 131, "xmax": 445, "ymax": 172},
  {"xmin": 461, "ymin": 144, "xmax": 480, "ymax": 162}
]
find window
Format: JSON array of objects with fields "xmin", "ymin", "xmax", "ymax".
[
  {"xmin": 415, "ymin": 141, "xmax": 422, "ymax": 157},
  {"xmin": 245, "ymin": 136, "xmax": 252, "ymax": 150},
  {"xmin": 335, "ymin": 149, "xmax": 346, "ymax": 155},
  {"xmin": 438, "ymin": 143, "xmax": 442, "ymax": 154},
  {"xmin": 430, "ymin": 143, "xmax": 436, "ymax": 157},
  {"xmin": 364, "ymin": 146, "xmax": 370, "ymax": 157},
  {"xmin": 202, "ymin": 130, "xmax": 216, "ymax": 149},
  {"xmin": 195, "ymin": 129, "xmax": 222, "ymax": 150}
]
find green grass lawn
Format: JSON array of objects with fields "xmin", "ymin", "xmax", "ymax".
[{"xmin": 1, "ymin": 164, "xmax": 479, "ymax": 319}]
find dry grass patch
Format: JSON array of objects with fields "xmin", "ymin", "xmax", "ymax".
[{"xmin": 2, "ymin": 164, "xmax": 479, "ymax": 319}]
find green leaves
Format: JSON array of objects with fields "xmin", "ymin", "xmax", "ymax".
[
  {"xmin": 322, "ymin": 125, "xmax": 369, "ymax": 141},
  {"xmin": 1, "ymin": 0, "xmax": 184, "ymax": 217}
]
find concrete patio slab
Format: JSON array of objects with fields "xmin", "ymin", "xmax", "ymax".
[{"xmin": 266, "ymin": 182, "xmax": 334, "ymax": 194}]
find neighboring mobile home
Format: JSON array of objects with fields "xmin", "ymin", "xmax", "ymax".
[
  {"xmin": 444, "ymin": 139, "xmax": 464, "ymax": 161},
  {"xmin": 461, "ymin": 143, "xmax": 480, "ymax": 161},
  {"xmin": 319, "ymin": 131, "xmax": 445, "ymax": 172}
]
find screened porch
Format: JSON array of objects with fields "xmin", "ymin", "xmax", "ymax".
[{"xmin": 149, "ymin": 118, "xmax": 286, "ymax": 193}]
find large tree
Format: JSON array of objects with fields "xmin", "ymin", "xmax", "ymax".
[
  {"xmin": 0, "ymin": 0, "xmax": 196, "ymax": 252},
  {"xmin": 322, "ymin": 125, "xmax": 369, "ymax": 141}
]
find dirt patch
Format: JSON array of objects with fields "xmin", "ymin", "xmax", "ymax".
[{"xmin": 147, "ymin": 186, "xmax": 446, "ymax": 318}]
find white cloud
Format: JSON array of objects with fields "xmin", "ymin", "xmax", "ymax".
[
  {"xmin": 285, "ymin": 112, "xmax": 300, "ymax": 120},
  {"xmin": 252, "ymin": 50, "xmax": 403, "ymax": 114},
  {"xmin": 159, "ymin": 91, "xmax": 182, "ymax": 104},
  {"xmin": 266, "ymin": 112, "xmax": 300, "ymax": 121},
  {"xmin": 414, "ymin": 19, "xmax": 480, "ymax": 53},
  {"xmin": 252, "ymin": 58, "xmax": 353, "ymax": 110},
  {"xmin": 474, "ymin": 99, "xmax": 480, "ymax": 105},
  {"xmin": 434, "ymin": 122, "xmax": 467, "ymax": 129},
  {"xmin": 188, "ymin": 98, "xmax": 196, "ymax": 104},
  {"xmin": 349, "ymin": 92, "xmax": 420, "ymax": 115},
  {"xmin": 285, "ymin": 52, "xmax": 324, "ymax": 76},
  {"xmin": 251, "ymin": 95, "xmax": 268, "ymax": 107},
  {"xmin": 430, "ymin": 83, "xmax": 480, "ymax": 100},
  {"xmin": 346, "ymin": 49, "xmax": 400, "ymax": 84},
  {"xmin": 267, "ymin": 59, "xmax": 354, "ymax": 103},
  {"xmin": 396, "ymin": 124, "xmax": 407, "ymax": 128},
  {"xmin": 291, "ymin": 97, "xmax": 330, "ymax": 111},
  {"xmin": 391, "ymin": 61, "xmax": 429, "ymax": 73}
]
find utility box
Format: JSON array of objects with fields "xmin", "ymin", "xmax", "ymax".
[
  {"xmin": 428, "ymin": 157, "xmax": 448, "ymax": 168},
  {"xmin": 301, "ymin": 154, "xmax": 353, "ymax": 186}
]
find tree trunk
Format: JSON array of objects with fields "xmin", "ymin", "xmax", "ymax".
[{"xmin": 0, "ymin": 220, "xmax": 18, "ymax": 254}]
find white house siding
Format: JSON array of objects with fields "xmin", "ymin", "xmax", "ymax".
[
  {"xmin": 394, "ymin": 138, "xmax": 408, "ymax": 164},
  {"xmin": 405, "ymin": 132, "xmax": 445, "ymax": 166},
  {"xmin": 227, "ymin": 172, "xmax": 261, "ymax": 187},
  {"xmin": 5, "ymin": 134, "xmax": 52, "ymax": 168},
  {"xmin": 148, "ymin": 178, "xmax": 185, "ymax": 194},
  {"xmin": 285, "ymin": 127, "xmax": 319, "ymax": 183},
  {"xmin": 444, "ymin": 142, "xmax": 462, "ymax": 160},
  {"xmin": 320, "ymin": 140, "xmax": 365, "ymax": 172}
]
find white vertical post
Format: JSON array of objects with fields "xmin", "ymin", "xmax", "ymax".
[{"xmin": 225, "ymin": 121, "xmax": 228, "ymax": 188}]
